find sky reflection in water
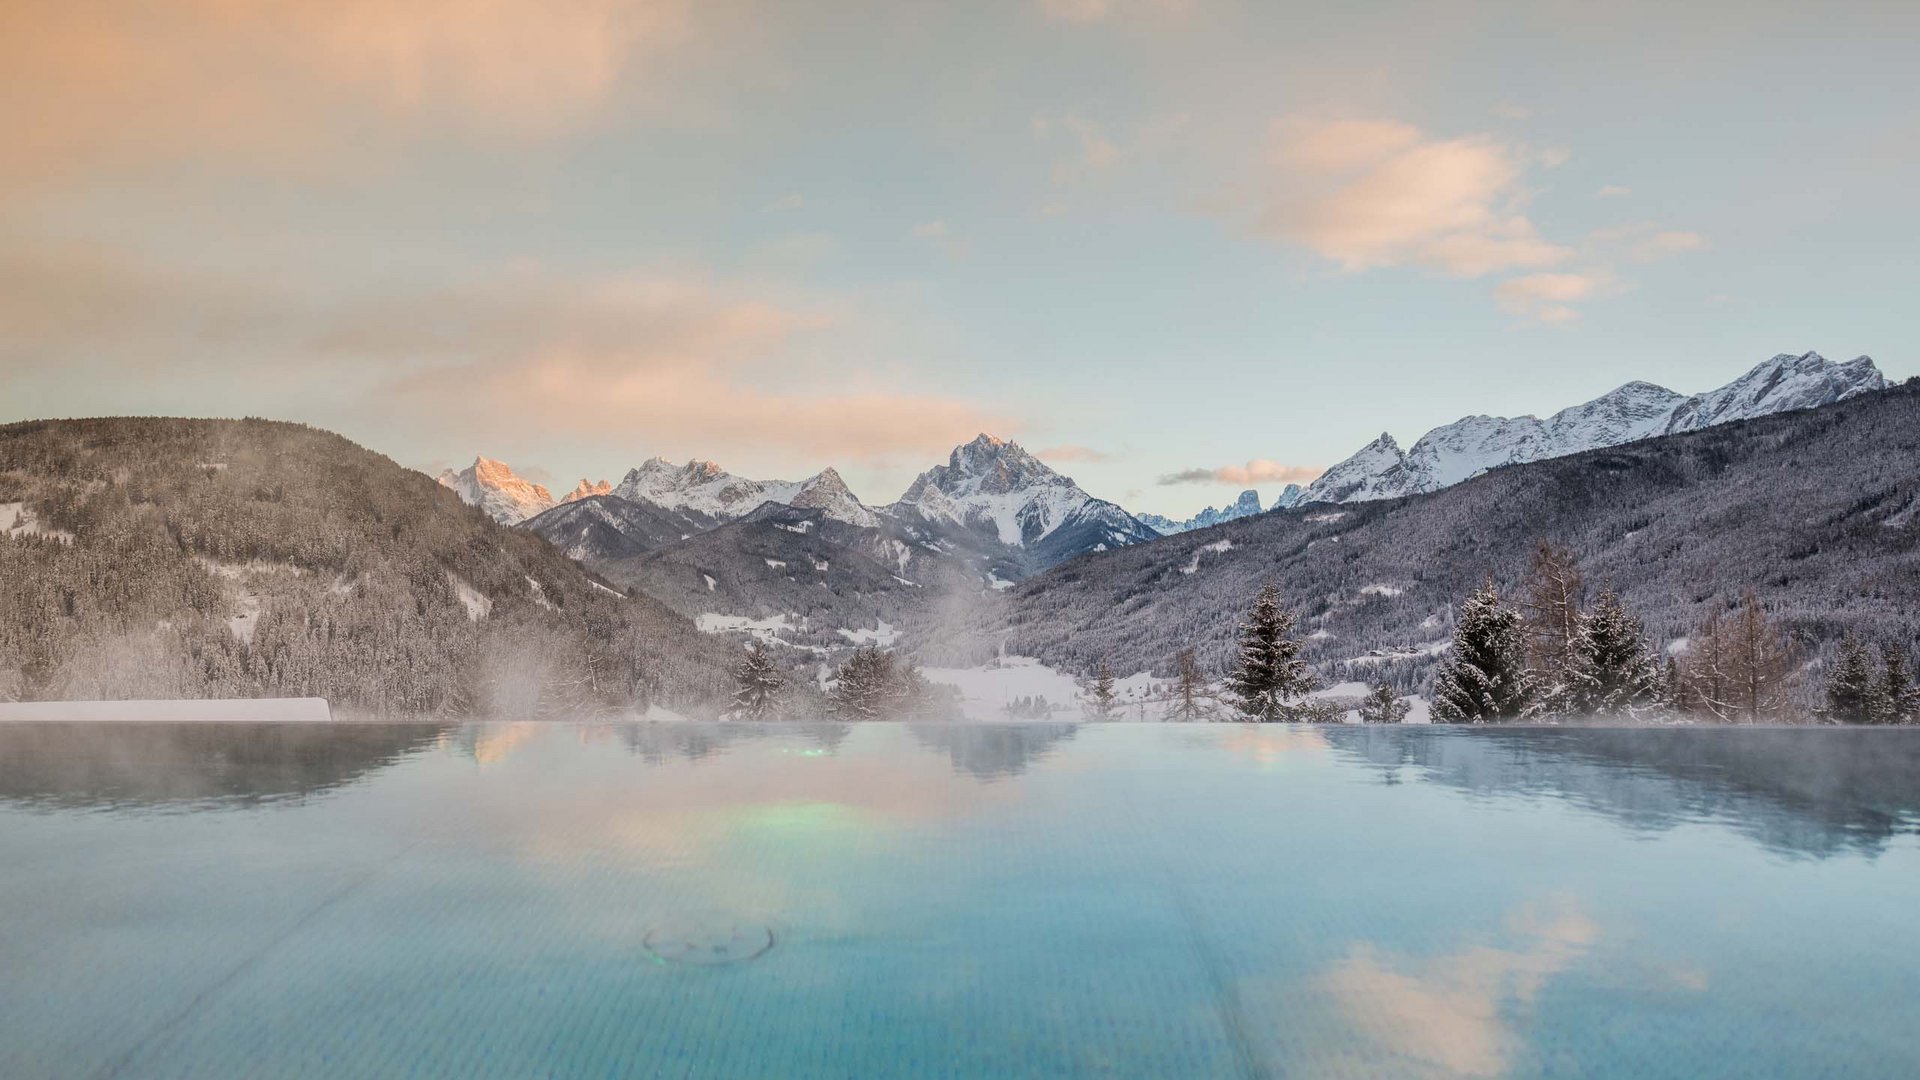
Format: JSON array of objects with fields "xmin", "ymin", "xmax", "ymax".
[{"xmin": 1, "ymin": 722, "xmax": 1917, "ymax": 1079}]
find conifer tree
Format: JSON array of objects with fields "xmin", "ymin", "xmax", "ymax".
[
  {"xmin": 1086, "ymin": 662, "xmax": 1118, "ymax": 719},
  {"xmin": 1824, "ymin": 634, "xmax": 1886, "ymax": 724},
  {"xmin": 1358, "ymin": 681, "xmax": 1411, "ymax": 724},
  {"xmin": 1883, "ymin": 644, "xmax": 1920, "ymax": 725},
  {"xmin": 1431, "ymin": 581, "xmax": 1533, "ymax": 723},
  {"xmin": 832, "ymin": 646, "xmax": 897, "ymax": 721},
  {"xmin": 1560, "ymin": 588, "xmax": 1660, "ymax": 718},
  {"xmin": 1173, "ymin": 647, "xmax": 1205, "ymax": 721},
  {"xmin": 1227, "ymin": 583, "xmax": 1315, "ymax": 721},
  {"xmin": 729, "ymin": 643, "xmax": 785, "ymax": 720}
]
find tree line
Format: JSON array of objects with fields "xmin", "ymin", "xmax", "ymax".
[{"xmin": 1053, "ymin": 537, "xmax": 1919, "ymax": 725}]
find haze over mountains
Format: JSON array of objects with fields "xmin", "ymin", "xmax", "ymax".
[{"xmin": 4, "ymin": 348, "xmax": 1907, "ymax": 715}]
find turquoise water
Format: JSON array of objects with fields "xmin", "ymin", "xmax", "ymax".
[{"xmin": 3, "ymin": 723, "xmax": 1918, "ymax": 1079}]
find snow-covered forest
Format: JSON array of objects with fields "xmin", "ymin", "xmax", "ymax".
[{"xmin": 0, "ymin": 418, "xmax": 733, "ymax": 716}]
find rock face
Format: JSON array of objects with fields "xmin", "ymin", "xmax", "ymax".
[
  {"xmin": 884, "ymin": 434, "xmax": 1160, "ymax": 567},
  {"xmin": 1303, "ymin": 352, "xmax": 1889, "ymax": 505},
  {"xmin": 436, "ymin": 457, "xmax": 556, "ymax": 524},
  {"xmin": 562, "ymin": 479, "xmax": 612, "ymax": 503}
]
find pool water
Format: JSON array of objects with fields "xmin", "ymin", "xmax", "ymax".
[{"xmin": 3, "ymin": 722, "xmax": 1918, "ymax": 1079}]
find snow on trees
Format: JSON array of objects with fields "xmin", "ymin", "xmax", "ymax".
[
  {"xmin": 1823, "ymin": 633, "xmax": 1885, "ymax": 724},
  {"xmin": 1431, "ymin": 581, "xmax": 1532, "ymax": 723},
  {"xmin": 1520, "ymin": 539, "xmax": 1585, "ymax": 696},
  {"xmin": 1226, "ymin": 583, "xmax": 1316, "ymax": 722},
  {"xmin": 1358, "ymin": 682, "xmax": 1411, "ymax": 724},
  {"xmin": 1555, "ymin": 587, "xmax": 1660, "ymax": 719},
  {"xmin": 729, "ymin": 643, "xmax": 785, "ymax": 720}
]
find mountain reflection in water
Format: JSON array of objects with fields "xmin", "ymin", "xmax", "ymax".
[{"xmin": 0, "ymin": 723, "xmax": 1915, "ymax": 861}]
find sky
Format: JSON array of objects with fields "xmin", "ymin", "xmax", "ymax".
[{"xmin": 2, "ymin": 0, "xmax": 1915, "ymax": 517}]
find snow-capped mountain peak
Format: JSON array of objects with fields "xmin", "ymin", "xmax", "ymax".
[
  {"xmin": 610, "ymin": 457, "xmax": 881, "ymax": 527},
  {"xmin": 436, "ymin": 456, "xmax": 556, "ymax": 524},
  {"xmin": 887, "ymin": 434, "xmax": 1158, "ymax": 561},
  {"xmin": 1138, "ymin": 487, "xmax": 1299, "ymax": 535},
  {"xmin": 1302, "ymin": 351, "xmax": 1889, "ymax": 506},
  {"xmin": 562, "ymin": 478, "xmax": 612, "ymax": 504},
  {"xmin": 789, "ymin": 467, "xmax": 880, "ymax": 528}
]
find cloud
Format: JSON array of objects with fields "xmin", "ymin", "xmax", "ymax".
[
  {"xmin": 1308, "ymin": 898, "xmax": 1602, "ymax": 1078},
  {"xmin": 1493, "ymin": 271, "xmax": 1613, "ymax": 324},
  {"xmin": 1587, "ymin": 222, "xmax": 1710, "ymax": 263},
  {"xmin": 0, "ymin": 237, "xmax": 1006, "ymax": 464},
  {"xmin": 0, "ymin": 0, "xmax": 691, "ymax": 190},
  {"xmin": 1159, "ymin": 460, "xmax": 1321, "ymax": 486},
  {"xmin": 1260, "ymin": 117, "xmax": 1575, "ymax": 278},
  {"xmin": 763, "ymin": 193, "xmax": 806, "ymax": 212},
  {"xmin": 1598, "ymin": 185, "xmax": 1633, "ymax": 198},
  {"xmin": 1038, "ymin": 445, "xmax": 1117, "ymax": 463}
]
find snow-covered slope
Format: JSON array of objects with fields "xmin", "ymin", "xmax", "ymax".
[
  {"xmin": 611, "ymin": 457, "xmax": 880, "ymax": 528},
  {"xmin": 1303, "ymin": 351, "xmax": 1889, "ymax": 505},
  {"xmin": 1138, "ymin": 486, "xmax": 1303, "ymax": 536},
  {"xmin": 885, "ymin": 434, "xmax": 1159, "ymax": 567},
  {"xmin": 436, "ymin": 457, "xmax": 556, "ymax": 524}
]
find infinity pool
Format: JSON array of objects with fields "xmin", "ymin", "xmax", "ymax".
[{"xmin": 3, "ymin": 723, "xmax": 1917, "ymax": 1078}]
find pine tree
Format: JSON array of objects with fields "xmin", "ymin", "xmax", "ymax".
[
  {"xmin": 1824, "ymin": 634, "xmax": 1886, "ymax": 724},
  {"xmin": 1883, "ymin": 644, "xmax": 1920, "ymax": 725},
  {"xmin": 1431, "ymin": 581, "xmax": 1533, "ymax": 723},
  {"xmin": 1086, "ymin": 663, "xmax": 1117, "ymax": 719},
  {"xmin": 1560, "ymin": 588, "xmax": 1660, "ymax": 718},
  {"xmin": 1358, "ymin": 681, "xmax": 1411, "ymax": 724},
  {"xmin": 832, "ymin": 646, "xmax": 897, "ymax": 721},
  {"xmin": 1661, "ymin": 654, "xmax": 1687, "ymax": 712},
  {"xmin": 1520, "ymin": 539, "xmax": 1585, "ymax": 691},
  {"xmin": 1226, "ymin": 583, "xmax": 1315, "ymax": 722},
  {"xmin": 729, "ymin": 643, "xmax": 786, "ymax": 720},
  {"xmin": 1173, "ymin": 647, "xmax": 1205, "ymax": 721}
]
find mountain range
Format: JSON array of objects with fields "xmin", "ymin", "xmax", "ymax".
[
  {"xmin": 1137, "ymin": 487, "xmax": 1303, "ymax": 535},
  {"xmin": 1302, "ymin": 351, "xmax": 1887, "ymax": 504},
  {"xmin": 941, "ymin": 376, "xmax": 1920, "ymax": 707}
]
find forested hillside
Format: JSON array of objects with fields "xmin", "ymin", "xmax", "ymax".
[
  {"xmin": 0, "ymin": 418, "xmax": 733, "ymax": 716},
  {"xmin": 955, "ymin": 380, "xmax": 1920, "ymax": 698}
]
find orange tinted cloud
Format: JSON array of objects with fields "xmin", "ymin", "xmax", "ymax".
[
  {"xmin": 0, "ymin": 0, "xmax": 690, "ymax": 189},
  {"xmin": 1159, "ymin": 460, "xmax": 1321, "ymax": 486},
  {"xmin": 1262, "ymin": 117, "xmax": 1573, "ymax": 278},
  {"xmin": 351, "ymin": 270, "xmax": 1010, "ymax": 462}
]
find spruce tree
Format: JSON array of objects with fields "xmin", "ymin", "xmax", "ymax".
[
  {"xmin": 1883, "ymin": 644, "xmax": 1920, "ymax": 725},
  {"xmin": 1561, "ymin": 588, "xmax": 1660, "ymax": 718},
  {"xmin": 1431, "ymin": 581, "xmax": 1533, "ymax": 723},
  {"xmin": 1358, "ymin": 681, "xmax": 1411, "ymax": 724},
  {"xmin": 1824, "ymin": 634, "xmax": 1886, "ymax": 724},
  {"xmin": 1085, "ymin": 662, "xmax": 1117, "ymax": 719},
  {"xmin": 729, "ymin": 643, "xmax": 785, "ymax": 720},
  {"xmin": 832, "ymin": 646, "xmax": 896, "ymax": 721},
  {"xmin": 1227, "ymin": 583, "xmax": 1315, "ymax": 722}
]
